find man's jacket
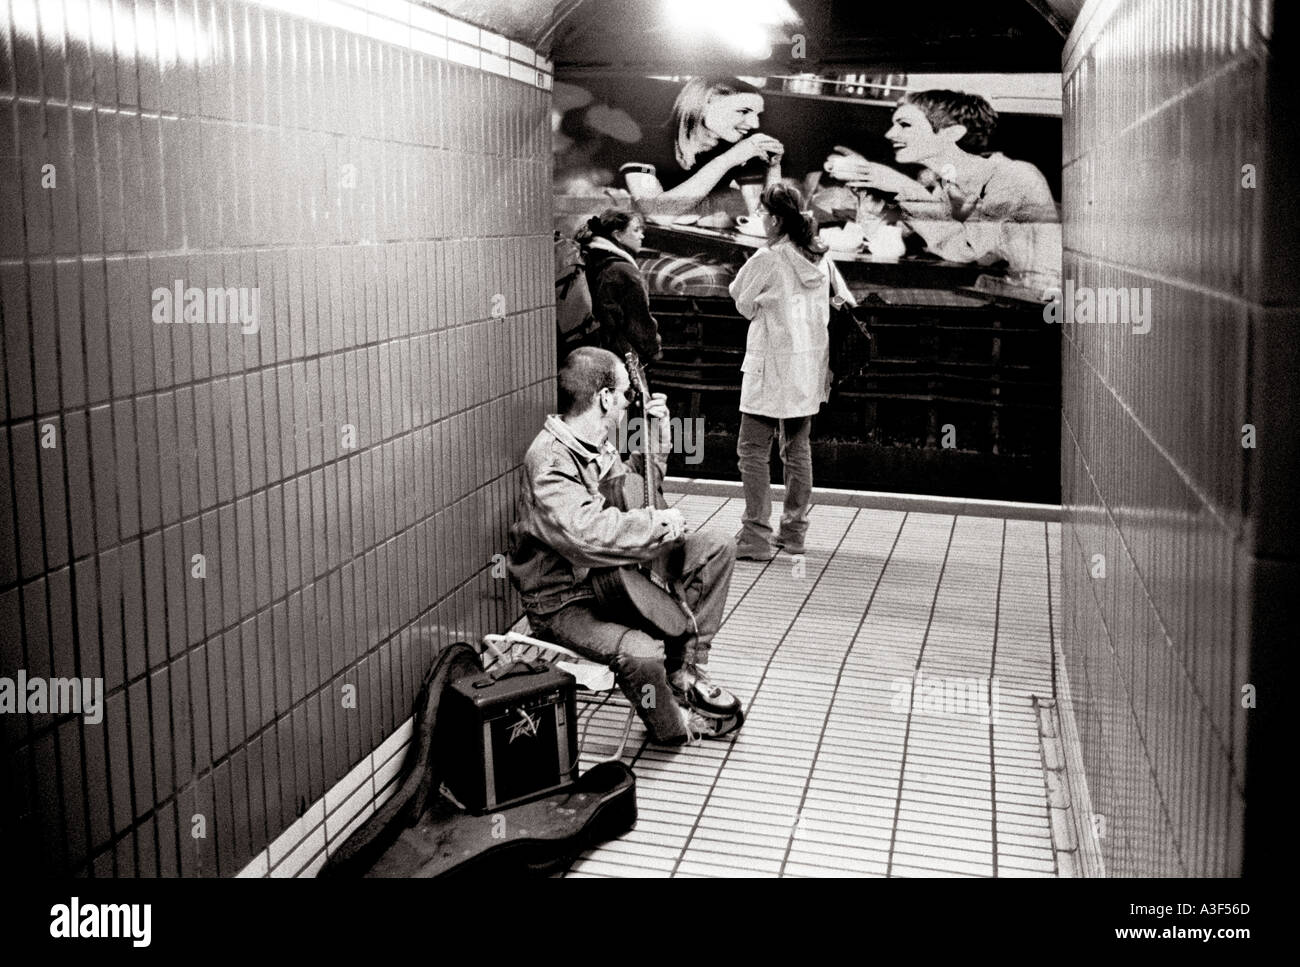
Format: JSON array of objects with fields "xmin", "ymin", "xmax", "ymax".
[{"xmin": 508, "ymin": 415, "xmax": 676, "ymax": 615}]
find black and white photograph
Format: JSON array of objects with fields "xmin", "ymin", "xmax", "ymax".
[{"xmin": 0, "ymin": 0, "xmax": 1286, "ymax": 943}]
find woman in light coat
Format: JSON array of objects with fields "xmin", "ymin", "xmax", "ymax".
[{"xmin": 729, "ymin": 184, "xmax": 855, "ymax": 560}]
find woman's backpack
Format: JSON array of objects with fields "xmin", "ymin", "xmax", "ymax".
[{"xmin": 554, "ymin": 233, "xmax": 600, "ymax": 356}]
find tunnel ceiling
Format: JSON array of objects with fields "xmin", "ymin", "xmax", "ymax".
[
  {"xmin": 426, "ymin": 0, "xmax": 566, "ymax": 48},
  {"xmin": 542, "ymin": 0, "xmax": 1076, "ymax": 75}
]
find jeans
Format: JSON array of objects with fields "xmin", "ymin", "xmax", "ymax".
[
  {"xmin": 528, "ymin": 531, "xmax": 736, "ymax": 744},
  {"xmin": 737, "ymin": 412, "xmax": 813, "ymax": 551}
]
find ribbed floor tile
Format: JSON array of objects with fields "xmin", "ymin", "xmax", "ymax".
[{"xmin": 563, "ymin": 496, "xmax": 1062, "ymax": 878}]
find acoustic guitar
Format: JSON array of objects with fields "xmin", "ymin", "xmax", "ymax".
[{"xmin": 589, "ymin": 353, "xmax": 692, "ymax": 640}]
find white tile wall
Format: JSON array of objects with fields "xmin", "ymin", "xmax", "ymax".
[
  {"xmin": 229, "ymin": 0, "xmax": 550, "ymax": 881},
  {"xmin": 251, "ymin": 0, "xmax": 553, "ymax": 90},
  {"xmin": 373, "ymin": 739, "xmax": 410, "ymax": 795}
]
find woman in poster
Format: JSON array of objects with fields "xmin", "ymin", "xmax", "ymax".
[
  {"xmin": 824, "ymin": 89, "xmax": 1059, "ymax": 285},
  {"xmin": 728, "ymin": 184, "xmax": 854, "ymax": 561},
  {"xmin": 624, "ymin": 77, "xmax": 786, "ymax": 223}
]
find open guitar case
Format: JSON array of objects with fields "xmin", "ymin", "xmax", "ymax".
[{"xmin": 318, "ymin": 642, "xmax": 638, "ymax": 879}]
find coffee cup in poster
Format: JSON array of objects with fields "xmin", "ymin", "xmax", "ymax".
[
  {"xmin": 822, "ymin": 222, "xmax": 866, "ymax": 252},
  {"xmin": 866, "ymin": 223, "xmax": 906, "ymax": 259},
  {"xmin": 620, "ymin": 162, "xmax": 662, "ymax": 197},
  {"xmin": 738, "ymin": 174, "xmax": 765, "ymax": 214}
]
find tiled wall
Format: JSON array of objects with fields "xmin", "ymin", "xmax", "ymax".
[
  {"xmin": 1059, "ymin": 0, "xmax": 1291, "ymax": 876},
  {"xmin": 0, "ymin": 0, "xmax": 555, "ymax": 876}
]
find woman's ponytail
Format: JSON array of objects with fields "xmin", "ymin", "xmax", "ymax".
[
  {"xmin": 761, "ymin": 183, "xmax": 827, "ymax": 260},
  {"xmin": 575, "ymin": 209, "xmax": 639, "ymax": 247},
  {"xmin": 573, "ymin": 215, "xmax": 600, "ymax": 246}
]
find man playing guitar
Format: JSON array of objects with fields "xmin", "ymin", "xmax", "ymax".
[{"xmin": 507, "ymin": 347, "xmax": 744, "ymax": 745}]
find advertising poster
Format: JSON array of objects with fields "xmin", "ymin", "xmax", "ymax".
[{"xmin": 554, "ymin": 71, "xmax": 1064, "ymax": 499}]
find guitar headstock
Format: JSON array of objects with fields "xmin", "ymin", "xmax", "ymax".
[{"xmin": 623, "ymin": 352, "xmax": 649, "ymax": 404}]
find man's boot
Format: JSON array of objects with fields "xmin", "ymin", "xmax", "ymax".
[{"xmin": 669, "ymin": 664, "xmax": 743, "ymax": 717}]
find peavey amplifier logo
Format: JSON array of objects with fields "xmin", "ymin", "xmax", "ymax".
[{"xmin": 508, "ymin": 708, "xmax": 540, "ymax": 743}]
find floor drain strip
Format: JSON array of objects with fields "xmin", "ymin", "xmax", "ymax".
[{"xmin": 1035, "ymin": 695, "xmax": 1083, "ymax": 878}]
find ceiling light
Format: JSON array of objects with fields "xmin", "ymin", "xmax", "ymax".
[{"xmin": 663, "ymin": 0, "xmax": 798, "ymax": 57}]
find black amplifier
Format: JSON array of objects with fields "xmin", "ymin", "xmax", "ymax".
[{"xmin": 439, "ymin": 661, "xmax": 579, "ymax": 814}]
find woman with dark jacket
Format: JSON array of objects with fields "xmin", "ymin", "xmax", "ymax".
[{"xmin": 577, "ymin": 210, "xmax": 662, "ymax": 364}]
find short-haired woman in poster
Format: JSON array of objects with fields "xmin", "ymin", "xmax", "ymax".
[{"xmin": 825, "ymin": 89, "xmax": 1059, "ymax": 286}]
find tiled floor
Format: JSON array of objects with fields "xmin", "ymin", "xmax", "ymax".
[{"xmin": 560, "ymin": 491, "xmax": 1064, "ymax": 878}]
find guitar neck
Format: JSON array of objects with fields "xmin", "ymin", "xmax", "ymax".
[
  {"xmin": 640, "ymin": 396, "xmax": 656, "ymax": 510},
  {"xmin": 624, "ymin": 351, "xmax": 659, "ymax": 512}
]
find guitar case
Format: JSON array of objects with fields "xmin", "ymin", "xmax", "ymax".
[{"xmin": 318, "ymin": 641, "xmax": 637, "ymax": 879}]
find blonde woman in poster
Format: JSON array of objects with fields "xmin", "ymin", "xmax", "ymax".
[{"xmin": 624, "ymin": 77, "xmax": 786, "ymax": 223}]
